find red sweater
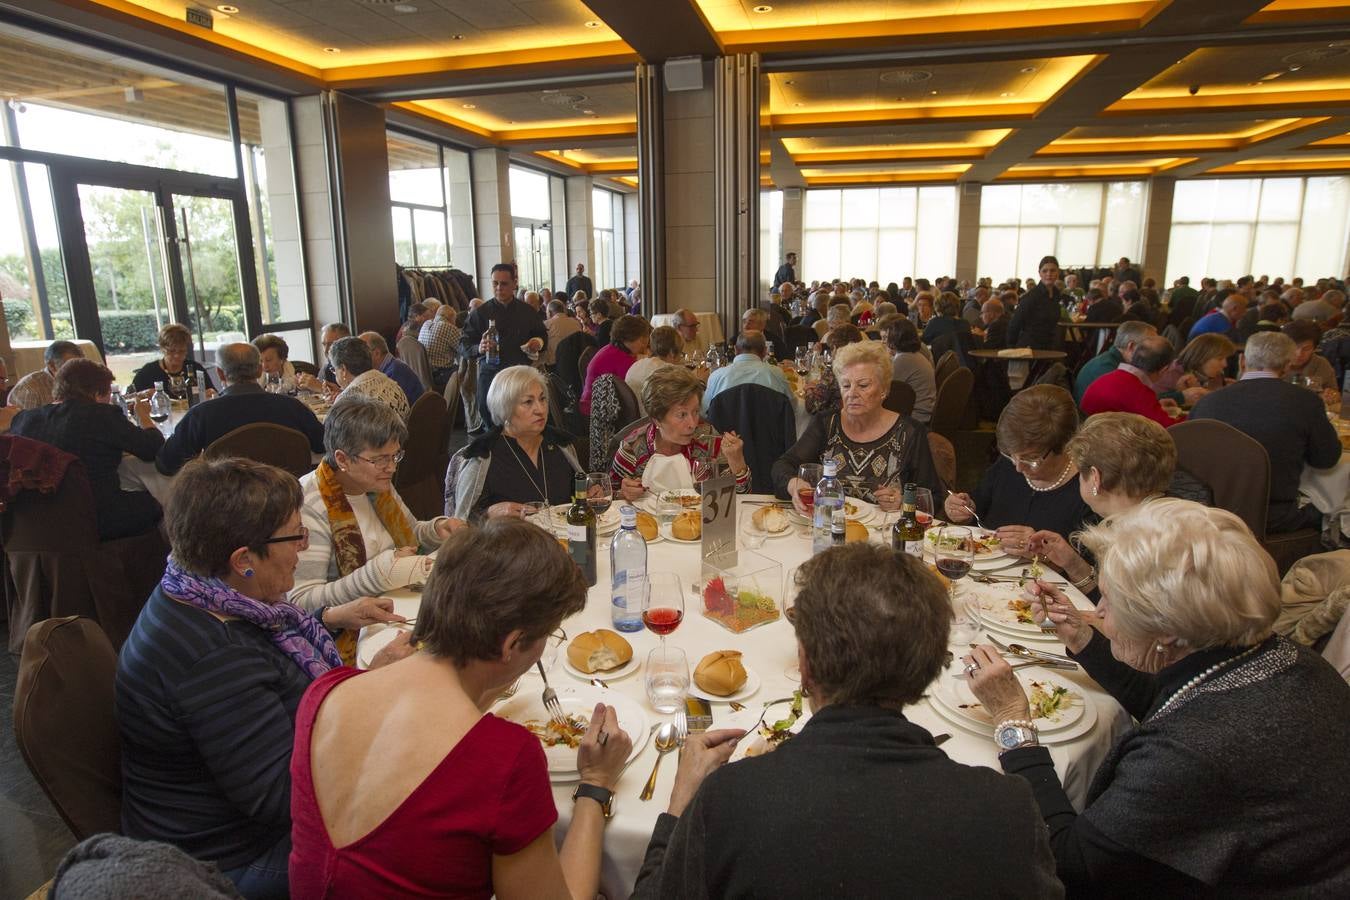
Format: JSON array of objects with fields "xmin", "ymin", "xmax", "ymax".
[{"xmin": 1080, "ymin": 368, "xmax": 1183, "ymax": 429}]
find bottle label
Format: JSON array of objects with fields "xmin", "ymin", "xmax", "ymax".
[
  {"xmin": 904, "ymin": 539, "xmax": 923, "ymax": 557},
  {"xmin": 567, "ymin": 524, "xmax": 588, "ymax": 542}
]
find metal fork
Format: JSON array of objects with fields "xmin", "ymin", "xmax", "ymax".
[
  {"xmin": 946, "ymin": 489, "xmax": 987, "ymax": 531},
  {"xmin": 537, "ymin": 661, "xmax": 568, "ymax": 728}
]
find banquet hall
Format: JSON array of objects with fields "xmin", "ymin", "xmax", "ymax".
[{"xmin": 3, "ymin": 1, "xmax": 1350, "ymax": 898}]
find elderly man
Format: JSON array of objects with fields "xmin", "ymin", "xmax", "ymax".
[
  {"xmin": 523, "ymin": 290, "xmax": 544, "ymax": 319},
  {"xmin": 1189, "ymin": 295, "xmax": 1248, "ymax": 341},
  {"xmin": 702, "ymin": 331, "xmax": 794, "ymax": 413},
  {"xmin": 395, "ymin": 302, "xmax": 431, "ymax": 344},
  {"xmin": 155, "ymin": 343, "xmax": 323, "ymax": 475},
  {"xmin": 738, "ymin": 307, "xmax": 787, "ymax": 359},
  {"xmin": 1074, "ymin": 320, "xmax": 1157, "ymax": 401},
  {"xmin": 543, "ymin": 298, "xmax": 582, "ymax": 367},
  {"xmin": 315, "ymin": 322, "xmax": 349, "ymax": 386},
  {"xmin": 418, "ymin": 304, "xmax": 462, "ymax": 391},
  {"xmin": 329, "ymin": 336, "xmax": 410, "ymax": 420},
  {"xmin": 673, "ymin": 308, "xmax": 702, "ymax": 351},
  {"xmin": 799, "ymin": 291, "xmax": 828, "ymax": 329},
  {"xmin": 962, "ymin": 286, "xmax": 990, "ymax": 327},
  {"xmin": 975, "ymin": 298, "xmax": 1010, "ymax": 349},
  {"xmin": 359, "ymin": 331, "xmax": 423, "ymax": 406},
  {"xmin": 1191, "ymin": 332, "xmax": 1340, "ymax": 533},
  {"xmin": 1293, "ymin": 288, "xmax": 1344, "ymax": 323},
  {"xmin": 1080, "ymin": 335, "xmax": 1184, "ymax": 429},
  {"xmin": 6, "ymin": 339, "xmax": 83, "ymax": 409},
  {"xmin": 565, "ymin": 262, "xmax": 593, "ymax": 299}
]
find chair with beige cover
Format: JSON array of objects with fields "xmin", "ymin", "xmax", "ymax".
[
  {"xmin": 204, "ymin": 422, "xmax": 314, "ymax": 479},
  {"xmin": 13, "ymin": 616, "xmax": 123, "ymax": 839}
]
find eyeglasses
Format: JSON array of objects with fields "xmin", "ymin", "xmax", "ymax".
[
  {"xmin": 263, "ymin": 525, "xmax": 309, "ymax": 547},
  {"xmin": 352, "ymin": 450, "xmax": 406, "ymax": 469},
  {"xmin": 1000, "ymin": 449, "xmax": 1050, "ymax": 471}
]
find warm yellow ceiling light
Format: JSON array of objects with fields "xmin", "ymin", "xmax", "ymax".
[
  {"xmin": 215, "ymin": 4, "xmax": 238, "ymax": 13},
  {"xmin": 1116, "ymin": 44, "xmax": 1350, "ymax": 108},
  {"xmin": 1209, "ymin": 154, "xmax": 1350, "ymax": 173},
  {"xmin": 1039, "ymin": 118, "xmax": 1319, "ymax": 154},
  {"xmin": 1309, "ymin": 132, "xmax": 1350, "ymax": 146},
  {"xmin": 999, "ymin": 158, "xmax": 1190, "ymax": 178},
  {"xmin": 1245, "ymin": 1, "xmax": 1350, "ymax": 26}
]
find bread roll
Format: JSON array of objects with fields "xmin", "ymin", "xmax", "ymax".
[
  {"xmin": 673, "ymin": 510, "xmax": 702, "ymax": 540},
  {"xmin": 566, "ymin": 629, "xmax": 633, "ymax": 673},
  {"xmin": 845, "ymin": 519, "xmax": 869, "ymax": 543},
  {"xmin": 635, "ymin": 511, "xmax": 659, "ymax": 541},
  {"xmin": 694, "ymin": 650, "xmax": 748, "ymax": 696},
  {"xmin": 752, "ymin": 505, "xmax": 790, "ymax": 534}
]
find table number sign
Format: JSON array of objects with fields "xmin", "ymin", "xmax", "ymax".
[{"xmin": 700, "ymin": 468, "xmax": 737, "ymax": 563}]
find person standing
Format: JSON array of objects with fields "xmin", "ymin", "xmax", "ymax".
[
  {"xmin": 773, "ymin": 251, "xmax": 797, "ymax": 290},
  {"xmin": 565, "ymin": 263, "xmax": 593, "ymax": 299},
  {"xmin": 461, "ymin": 264, "xmax": 548, "ymax": 432},
  {"xmin": 1007, "ymin": 256, "xmax": 1065, "ymax": 350}
]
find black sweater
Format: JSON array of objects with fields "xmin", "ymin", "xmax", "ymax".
[
  {"xmin": 632, "ymin": 704, "xmax": 1063, "ymax": 898},
  {"xmin": 972, "ymin": 456, "xmax": 1096, "ymax": 540},
  {"xmin": 1189, "ymin": 376, "xmax": 1340, "ymax": 532},
  {"xmin": 155, "ymin": 382, "xmax": 324, "ymax": 475},
  {"xmin": 460, "ymin": 297, "xmax": 549, "ymax": 372},
  {"xmin": 1009, "ymin": 284, "xmax": 1063, "ymax": 349}
]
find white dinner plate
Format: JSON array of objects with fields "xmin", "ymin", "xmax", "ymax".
[
  {"xmin": 926, "ymin": 680, "xmax": 1098, "ymax": 746},
  {"xmin": 493, "ymin": 685, "xmax": 649, "ymax": 782},
  {"xmin": 930, "ymin": 666, "xmax": 1084, "ymax": 734},
  {"xmin": 549, "ymin": 503, "xmax": 621, "ymax": 535},
  {"xmin": 975, "ymin": 593, "xmax": 1059, "ymax": 637},
  {"xmin": 742, "ymin": 507, "xmax": 796, "ymax": 539},
  {"xmin": 661, "ymin": 520, "xmax": 703, "ymax": 544},
  {"xmin": 562, "ymin": 652, "xmax": 641, "ymax": 683},
  {"xmin": 924, "ymin": 526, "xmax": 1008, "ymax": 563},
  {"xmin": 785, "ymin": 495, "xmax": 876, "ymax": 527},
  {"xmin": 689, "ymin": 665, "xmax": 762, "ymax": 704},
  {"xmin": 725, "ymin": 700, "xmax": 812, "ymax": 763}
]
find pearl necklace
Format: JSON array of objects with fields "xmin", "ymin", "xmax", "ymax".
[
  {"xmin": 1153, "ymin": 643, "xmax": 1263, "ymax": 717},
  {"xmin": 1025, "ymin": 460, "xmax": 1075, "ymax": 493}
]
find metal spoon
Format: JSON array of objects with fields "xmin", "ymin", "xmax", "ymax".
[
  {"xmin": 1006, "ymin": 642, "xmax": 1075, "ymax": 665},
  {"xmin": 639, "ymin": 721, "xmax": 680, "ymax": 801}
]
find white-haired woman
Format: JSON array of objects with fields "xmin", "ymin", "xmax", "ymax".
[
  {"xmin": 963, "ymin": 500, "xmax": 1350, "ymax": 896},
  {"xmin": 773, "ymin": 340, "xmax": 945, "ymax": 512},
  {"xmin": 444, "ymin": 364, "xmax": 584, "ymax": 522}
]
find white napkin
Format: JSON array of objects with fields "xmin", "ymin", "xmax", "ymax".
[
  {"xmin": 387, "ymin": 553, "xmax": 436, "ymax": 589},
  {"xmin": 642, "ymin": 453, "xmax": 696, "ymax": 495}
]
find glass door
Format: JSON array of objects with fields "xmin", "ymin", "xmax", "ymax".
[
  {"xmin": 513, "ymin": 221, "xmax": 551, "ymax": 295},
  {"xmin": 168, "ymin": 192, "xmax": 248, "ymax": 374}
]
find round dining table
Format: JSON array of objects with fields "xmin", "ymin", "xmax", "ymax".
[{"xmin": 356, "ymin": 494, "xmax": 1129, "ymax": 898}]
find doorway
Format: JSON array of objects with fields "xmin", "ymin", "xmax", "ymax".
[{"xmin": 513, "ymin": 221, "xmax": 552, "ymax": 296}]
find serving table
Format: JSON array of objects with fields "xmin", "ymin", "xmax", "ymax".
[{"xmin": 357, "ymin": 495, "xmax": 1128, "ymax": 897}]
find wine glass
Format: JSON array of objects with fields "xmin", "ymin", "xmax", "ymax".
[
  {"xmin": 585, "ymin": 473, "xmax": 613, "ymax": 518},
  {"xmin": 794, "ymin": 347, "xmax": 810, "ymax": 378},
  {"xmin": 782, "ymin": 565, "xmax": 802, "ymax": 681},
  {"xmin": 520, "ymin": 500, "xmax": 547, "ymax": 528},
  {"xmin": 796, "ymin": 463, "xmax": 822, "ymax": 516},
  {"xmin": 913, "ymin": 488, "xmax": 934, "ymax": 529},
  {"xmin": 934, "ymin": 525, "xmax": 978, "ymax": 644},
  {"xmin": 642, "ymin": 571, "xmax": 684, "ymax": 648}
]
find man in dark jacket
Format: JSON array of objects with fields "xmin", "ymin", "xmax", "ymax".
[
  {"xmin": 461, "ymin": 263, "xmax": 548, "ymax": 431},
  {"xmin": 772, "ymin": 251, "xmax": 797, "ymax": 290},
  {"xmin": 155, "ymin": 343, "xmax": 323, "ymax": 475},
  {"xmin": 565, "ymin": 262, "xmax": 593, "ymax": 299}
]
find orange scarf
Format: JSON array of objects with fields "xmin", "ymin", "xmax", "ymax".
[{"xmin": 314, "ymin": 459, "xmax": 417, "ymax": 662}]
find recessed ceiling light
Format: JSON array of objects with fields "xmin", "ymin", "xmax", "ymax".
[
  {"xmin": 461, "ymin": 103, "xmax": 476, "ymax": 109},
  {"xmin": 1019, "ymin": 65, "xmax": 1037, "ymax": 74},
  {"xmin": 451, "ymin": 33, "xmax": 465, "ymax": 40},
  {"xmin": 1000, "ymin": 91, "xmax": 1013, "ymax": 97},
  {"xmin": 784, "ymin": 79, "xmax": 794, "ymax": 85},
  {"xmin": 581, "ymin": 108, "xmax": 595, "ymax": 114},
  {"xmin": 584, "ymin": 20, "xmax": 602, "ymax": 28},
  {"xmin": 323, "ymin": 47, "xmax": 341, "ymax": 53},
  {"xmin": 930, "ymin": 89, "xmax": 939, "ymax": 95},
  {"xmin": 215, "ymin": 4, "xmax": 239, "ymax": 13},
  {"xmin": 393, "ymin": 3, "xmax": 418, "ymax": 12},
  {"xmin": 753, "ymin": 4, "xmax": 774, "ymax": 11},
  {"xmin": 793, "ymin": 102, "xmax": 803, "ymax": 107}
]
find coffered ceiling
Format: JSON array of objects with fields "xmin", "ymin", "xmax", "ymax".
[{"xmin": 5, "ymin": 0, "xmax": 1350, "ymax": 185}]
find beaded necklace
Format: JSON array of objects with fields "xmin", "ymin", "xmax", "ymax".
[
  {"xmin": 1025, "ymin": 459, "xmax": 1075, "ymax": 493},
  {"xmin": 1152, "ymin": 643, "xmax": 1263, "ymax": 717}
]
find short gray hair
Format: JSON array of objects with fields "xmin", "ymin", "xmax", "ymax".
[
  {"xmin": 832, "ymin": 340, "xmax": 891, "ymax": 386},
  {"xmin": 486, "ymin": 365, "xmax": 548, "ymax": 426},
  {"xmin": 874, "ymin": 301, "xmax": 897, "ymax": 318},
  {"xmin": 1113, "ymin": 320, "xmax": 1156, "ymax": 351},
  {"xmin": 218, "ymin": 343, "xmax": 262, "ymax": 384},
  {"xmin": 358, "ymin": 331, "xmax": 389, "ymax": 356},
  {"xmin": 323, "ymin": 394, "xmax": 408, "ymax": 467},
  {"xmin": 826, "ymin": 304, "xmax": 850, "ymax": 325},
  {"xmin": 1243, "ymin": 332, "xmax": 1296, "ymax": 373},
  {"xmin": 329, "ymin": 336, "xmax": 373, "ymax": 377}
]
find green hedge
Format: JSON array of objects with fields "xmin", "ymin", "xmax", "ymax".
[
  {"xmin": 100, "ymin": 310, "xmax": 162, "ymax": 353},
  {"xmin": 3, "ymin": 299, "xmax": 31, "ymax": 339}
]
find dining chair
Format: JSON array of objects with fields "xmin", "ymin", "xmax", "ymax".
[
  {"xmin": 394, "ymin": 392, "xmax": 451, "ymax": 521},
  {"xmin": 929, "ymin": 367, "xmax": 974, "ymax": 439},
  {"xmin": 204, "ymin": 422, "xmax": 314, "ymax": 479}
]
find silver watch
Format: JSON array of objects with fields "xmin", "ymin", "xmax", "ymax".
[{"xmin": 994, "ymin": 720, "xmax": 1039, "ymax": 753}]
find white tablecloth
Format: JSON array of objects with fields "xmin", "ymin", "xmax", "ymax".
[
  {"xmin": 356, "ymin": 496, "xmax": 1128, "ymax": 897},
  {"xmin": 650, "ymin": 312, "xmax": 724, "ymax": 355}
]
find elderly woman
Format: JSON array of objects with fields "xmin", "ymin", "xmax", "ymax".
[
  {"xmin": 614, "ymin": 365, "xmax": 747, "ymax": 499},
  {"xmin": 252, "ymin": 333, "xmax": 297, "ymax": 392},
  {"xmin": 445, "ymin": 365, "xmax": 584, "ymax": 521},
  {"xmin": 130, "ymin": 322, "xmax": 216, "ymax": 395},
  {"xmin": 328, "ymin": 335, "xmax": 410, "ymax": 420},
  {"xmin": 593, "ymin": 298, "xmax": 624, "ymax": 347},
  {"xmin": 288, "ymin": 518, "xmax": 632, "ymax": 898},
  {"xmin": 115, "ymin": 458, "xmax": 407, "ymax": 899},
  {"xmin": 920, "ymin": 292, "xmax": 972, "ymax": 346},
  {"xmin": 775, "ymin": 341, "xmax": 944, "ymax": 512},
  {"xmin": 1155, "ymin": 332, "xmax": 1234, "ymax": 402},
  {"xmin": 633, "ymin": 544, "xmax": 1061, "ymax": 896},
  {"xmin": 626, "ymin": 325, "xmax": 683, "ymax": 414},
  {"xmin": 580, "ymin": 314, "xmax": 652, "ymax": 415},
  {"xmin": 964, "ymin": 500, "xmax": 1350, "ymax": 896},
  {"xmin": 291, "ymin": 396, "xmax": 454, "ymax": 620},
  {"xmin": 803, "ymin": 323, "xmax": 865, "ymax": 416},
  {"xmin": 944, "ymin": 384, "xmax": 1093, "ymax": 550},
  {"xmin": 1024, "ymin": 412, "xmax": 1175, "ymax": 599},
  {"xmin": 879, "ymin": 314, "xmax": 936, "ymax": 423},
  {"xmin": 8, "ymin": 358, "xmax": 164, "ymax": 540},
  {"xmin": 909, "ymin": 292, "xmax": 936, "ymax": 330}
]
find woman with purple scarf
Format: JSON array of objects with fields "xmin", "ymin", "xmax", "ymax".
[{"xmin": 115, "ymin": 457, "xmax": 414, "ymax": 900}]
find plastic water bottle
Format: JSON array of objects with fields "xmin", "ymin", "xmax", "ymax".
[
  {"xmin": 149, "ymin": 382, "xmax": 171, "ymax": 424},
  {"xmin": 610, "ymin": 505, "xmax": 647, "ymax": 632},
  {"xmin": 812, "ymin": 460, "xmax": 844, "ymax": 554}
]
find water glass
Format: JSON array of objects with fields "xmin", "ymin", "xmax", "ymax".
[
  {"xmin": 540, "ymin": 628, "xmax": 565, "ymax": 673},
  {"xmin": 657, "ymin": 495, "xmax": 681, "ymax": 526},
  {"xmin": 645, "ymin": 646, "xmax": 690, "ymax": 714},
  {"xmin": 951, "ymin": 591, "xmax": 980, "ymax": 646}
]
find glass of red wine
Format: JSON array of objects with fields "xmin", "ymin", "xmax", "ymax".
[
  {"xmin": 642, "ymin": 572, "xmax": 685, "ymax": 648},
  {"xmin": 585, "ymin": 473, "xmax": 613, "ymax": 518},
  {"xmin": 797, "ymin": 463, "xmax": 822, "ymax": 516},
  {"xmin": 934, "ymin": 525, "xmax": 979, "ymax": 643}
]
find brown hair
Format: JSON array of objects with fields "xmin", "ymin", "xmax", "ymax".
[
  {"xmin": 1176, "ymin": 333, "xmax": 1235, "ymax": 376},
  {"xmin": 793, "ymin": 544, "xmax": 951, "ymax": 706},
  {"xmin": 164, "ymin": 457, "xmax": 303, "ymax": 578},
  {"xmin": 1067, "ymin": 413, "xmax": 1175, "ymax": 498},
  {"xmin": 1281, "ymin": 319, "xmax": 1321, "ymax": 347},
  {"xmin": 879, "ymin": 314, "xmax": 921, "ymax": 354},
  {"xmin": 157, "ymin": 323, "xmax": 192, "ymax": 352},
  {"xmin": 53, "ymin": 358, "xmax": 113, "ymax": 403},
  {"xmin": 649, "ymin": 325, "xmax": 683, "ymax": 359},
  {"xmin": 610, "ymin": 314, "xmax": 652, "ymax": 349},
  {"xmin": 995, "ymin": 384, "xmax": 1078, "ymax": 457},
  {"xmin": 824, "ymin": 323, "xmax": 864, "ymax": 353},
  {"xmin": 252, "ymin": 333, "xmax": 289, "ymax": 360},
  {"xmin": 413, "ymin": 518, "xmax": 587, "ymax": 664},
  {"xmin": 642, "ymin": 365, "xmax": 704, "ymax": 423}
]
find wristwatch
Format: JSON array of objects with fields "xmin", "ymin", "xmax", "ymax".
[
  {"xmin": 994, "ymin": 719, "xmax": 1040, "ymax": 754},
  {"xmin": 572, "ymin": 783, "xmax": 615, "ymax": 819}
]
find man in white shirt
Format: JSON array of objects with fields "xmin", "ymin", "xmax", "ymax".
[
  {"xmin": 702, "ymin": 331, "xmax": 793, "ymax": 413},
  {"xmin": 543, "ymin": 299, "xmax": 581, "ymax": 367}
]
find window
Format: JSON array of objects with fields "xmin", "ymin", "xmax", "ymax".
[
  {"xmin": 387, "ymin": 132, "xmax": 451, "ymax": 269},
  {"xmin": 976, "ymin": 181, "xmax": 1147, "ymax": 282},
  {"xmin": 1165, "ymin": 176, "xmax": 1350, "ymax": 284},
  {"xmin": 759, "ymin": 189, "xmax": 783, "ymax": 292},
  {"xmin": 592, "ymin": 187, "xmax": 623, "ymax": 293},
  {"xmin": 238, "ymin": 91, "xmax": 305, "ymax": 326},
  {"xmin": 0, "ymin": 160, "xmax": 73, "ymax": 342},
  {"xmin": 509, "ymin": 167, "xmax": 551, "ymax": 220},
  {"xmin": 802, "ymin": 186, "xmax": 956, "ymax": 284}
]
